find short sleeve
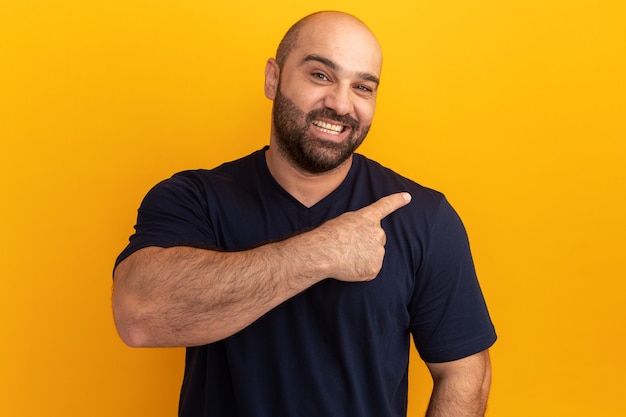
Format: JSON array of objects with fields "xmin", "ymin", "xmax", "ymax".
[
  {"xmin": 409, "ymin": 198, "xmax": 496, "ymax": 363},
  {"xmin": 114, "ymin": 172, "xmax": 216, "ymax": 269}
]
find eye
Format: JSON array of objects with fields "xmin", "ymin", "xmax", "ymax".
[
  {"xmin": 354, "ymin": 84, "xmax": 376, "ymax": 96},
  {"xmin": 312, "ymin": 72, "xmax": 330, "ymax": 81}
]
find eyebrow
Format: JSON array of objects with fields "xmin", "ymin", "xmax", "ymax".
[{"xmin": 301, "ymin": 54, "xmax": 380, "ymax": 86}]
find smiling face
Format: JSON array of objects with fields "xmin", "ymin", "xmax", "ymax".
[
  {"xmin": 265, "ymin": 12, "xmax": 382, "ymax": 174},
  {"xmin": 271, "ymin": 82, "xmax": 370, "ymax": 174}
]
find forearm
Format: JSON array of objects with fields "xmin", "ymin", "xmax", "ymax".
[
  {"xmin": 112, "ymin": 239, "xmax": 323, "ymax": 347},
  {"xmin": 112, "ymin": 192, "xmax": 410, "ymax": 348},
  {"xmin": 425, "ymin": 351, "xmax": 492, "ymax": 417}
]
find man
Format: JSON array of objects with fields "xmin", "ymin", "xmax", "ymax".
[{"xmin": 112, "ymin": 11, "xmax": 496, "ymax": 417}]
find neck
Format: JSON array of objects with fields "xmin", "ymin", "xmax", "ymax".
[{"xmin": 265, "ymin": 146, "xmax": 353, "ymax": 208}]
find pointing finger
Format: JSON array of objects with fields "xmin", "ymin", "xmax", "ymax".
[{"xmin": 361, "ymin": 192, "xmax": 412, "ymax": 221}]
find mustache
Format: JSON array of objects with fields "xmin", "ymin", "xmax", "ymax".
[{"xmin": 306, "ymin": 108, "xmax": 359, "ymax": 129}]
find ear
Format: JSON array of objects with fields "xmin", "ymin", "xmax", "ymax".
[{"xmin": 264, "ymin": 58, "xmax": 280, "ymax": 100}]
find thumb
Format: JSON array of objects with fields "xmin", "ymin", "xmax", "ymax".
[{"xmin": 361, "ymin": 192, "xmax": 412, "ymax": 221}]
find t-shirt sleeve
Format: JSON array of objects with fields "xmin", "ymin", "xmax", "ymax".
[
  {"xmin": 409, "ymin": 197, "xmax": 496, "ymax": 363},
  {"xmin": 114, "ymin": 172, "xmax": 216, "ymax": 269}
]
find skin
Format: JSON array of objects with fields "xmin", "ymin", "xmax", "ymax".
[
  {"xmin": 426, "ymin": 351, "xmax": 492, "ymax": 417},
  {"xmin": 264, "ymin": 12, "xmax": 382, "ymax": 207},
  {"xmin": 112, "ymin": 11, "xmax": 491, "ymax": 417}
]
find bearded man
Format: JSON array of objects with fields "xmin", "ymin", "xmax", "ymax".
[{"xmin": 112, "ymin": 11, "xmax": 496, "ymax": 417}]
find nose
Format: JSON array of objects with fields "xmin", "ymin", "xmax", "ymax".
[{"xmin": 323, "ymin": 83, "xmax": 354, "ymax": 116}]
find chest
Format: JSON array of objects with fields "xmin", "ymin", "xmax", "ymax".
[{"xmin": 206, "ymin": 188, "xmax": 419, "ymax": 335}]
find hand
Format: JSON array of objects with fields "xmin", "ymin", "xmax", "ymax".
[{"xmin": 311, "ymin": 192, "xmax": 412, "ymax": 282}]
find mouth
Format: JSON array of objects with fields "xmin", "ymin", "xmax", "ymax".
[{"xmin": 312, "ymin": 119, "xmax": 347, "ymax": 136}]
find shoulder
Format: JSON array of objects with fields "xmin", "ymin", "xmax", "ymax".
[
  {"xmin": 352, "ymin": 153, "xmax": 447, "ymax": 213},
  {"xmin": 146, "ymin": 148, "xmax": 266, "ymax": 199}
]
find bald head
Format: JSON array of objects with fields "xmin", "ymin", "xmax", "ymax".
[
  {"xmin": 264, "ymin": 11, "xmax": 382, "ymax": 175},
  {"xmin": 275, "ymin": 11, "xmax": 382, "ymax": 72}
]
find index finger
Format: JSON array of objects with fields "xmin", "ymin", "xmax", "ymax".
[{"xmin": 361, "ymin": 192, "xmax": 412, "ymax": 221}]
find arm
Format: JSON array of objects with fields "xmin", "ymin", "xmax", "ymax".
[
  {"xmin": 112, "ymin": 192, "xmax": 411, "ymax": 347},
  {"xmin": 424, "ymin": 350, "xmax": 492, "ymax": 417}
]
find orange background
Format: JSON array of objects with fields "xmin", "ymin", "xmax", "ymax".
[{"xmin": 1, "ymin": 1, "xmax": 625, "ymax": 416}]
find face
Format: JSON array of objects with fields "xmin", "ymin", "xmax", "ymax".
[
  {"xmin": 266, "ymin": 13, "xmax": 382, "ymax": 174},
  {"xmin": 272, "ymin": 84, "xmax": 370, "ymax": 174}
]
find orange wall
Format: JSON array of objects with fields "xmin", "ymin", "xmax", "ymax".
[{"xmin": 1, "ymin": 1, "xmax": 625, "ymax": 416}]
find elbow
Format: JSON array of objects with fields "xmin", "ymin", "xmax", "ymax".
[
  {"xmin": 113, "ymin": 314, "xmax": 151, "ymax": 348},
  {"xmin": 112, "ymin": 287, "xmax": 154, "ymax": 348},
  {"xmin": 112, "ymin": 254, "xmax": 159, "ymax": 347},
  {"xmin": 115, "ymin": 322, "xmax": 150, "ymax": 348}
]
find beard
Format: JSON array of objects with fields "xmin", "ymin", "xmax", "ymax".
[{"xmin": 272, "ymin": 89, "xmax": 371, "ymax": 174}]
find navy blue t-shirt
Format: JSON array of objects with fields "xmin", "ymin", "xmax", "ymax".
[{"xmin": 115, "ymin": 148, "xmax": 496, "ymax": 417}]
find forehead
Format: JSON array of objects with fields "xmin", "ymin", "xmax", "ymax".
[{"xmin": 287, "ymin": 16, "xmax": 382, "ymax": 78}]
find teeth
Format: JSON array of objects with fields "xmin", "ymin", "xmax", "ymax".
[{"xmin": 313, "ymin": 120, "xmax": 344, "ymax": 134}]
